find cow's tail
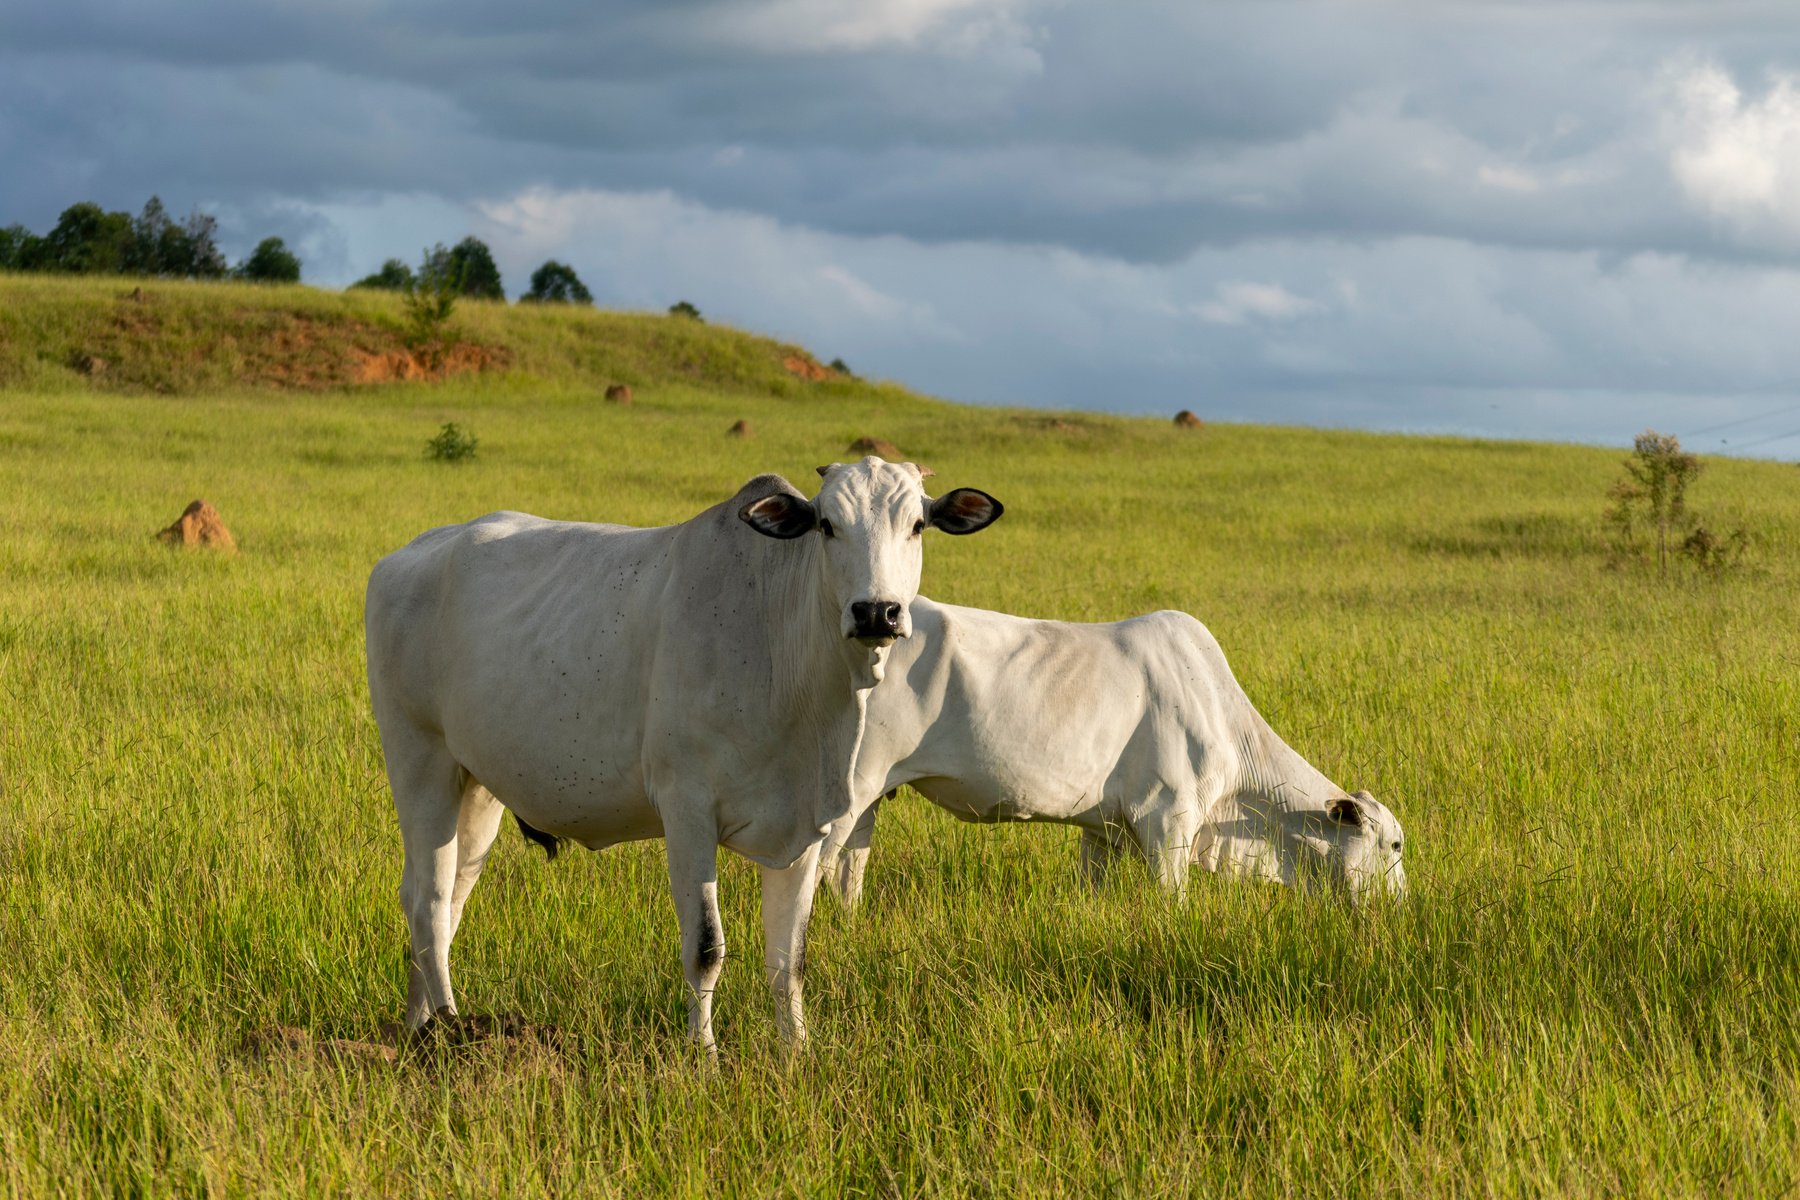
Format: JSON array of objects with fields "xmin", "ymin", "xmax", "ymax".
[{"xmin": 514, "ymin": 814, "xmax": 566, "ymax": 862}]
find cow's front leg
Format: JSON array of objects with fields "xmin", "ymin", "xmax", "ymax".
[
  {"xmin": 665, "ymin": 831, "xmax": 725, "ymax": 1059},
  {"xmin": 759, "ymin": 840, "xmax": 822, "ymax": 1054},
  {"xmin": 824, "ymin": 794, "xmax": 883, "ymax": 911},
  {"xmin": 1078, "ymin": 823, "xmax": 1126, "ymax": 889},
  {"xmin": 1136, "ymin": 802, "xmax": 1202, "ymax": 898}
]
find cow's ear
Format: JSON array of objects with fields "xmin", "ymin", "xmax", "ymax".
[
  {"xmin": 740, "ymin": 493, "xmax": 817, "ymax": 539},
  {"xmin": 928, "ymin": 488, "xmax": 1003, "ymax": 535},
  {"xmin": 1326, "ymin": 796, "xmax": 1366, "ymax": 828}
]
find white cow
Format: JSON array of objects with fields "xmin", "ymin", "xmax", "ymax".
[
  {"xmin": 824, "ymin": 599, "xmax": 1407, "ymax": 908},
  {"xmin": 364, "ymin": 459, "xmax": 1002, "ymax": 1052}
]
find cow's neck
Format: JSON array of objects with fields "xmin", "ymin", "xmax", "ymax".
[
  {"xmin": 751, "ymin": 534, "xmax": 879, "ymax": 834},
  {"xmin": 1233, "ymin": 717, "xmax": 1344, "ymax": 815},
  {"xmin": 758, "ymin": 536, "xmax": 891, "ymax": 698}
]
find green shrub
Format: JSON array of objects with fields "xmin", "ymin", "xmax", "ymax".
[
  {"xmin": 425, "ymin": 421, "xmax": 478, "ymax": 463},
  {"xmin": 1679, "ymin": 524, "xmax": 1749, "ymax": 575},
  {"xmin": 668, "ymin": 300, "xmax": 702, "ymax": 321}
]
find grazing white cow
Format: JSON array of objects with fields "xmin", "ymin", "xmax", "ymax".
[
  {"xmin": 364, "ymin": 459, "xmax": 1002, "ymax": 1052},
  {"xmin": 824, "ymin": 599, "xmax": 1407, "ymax": 908}
]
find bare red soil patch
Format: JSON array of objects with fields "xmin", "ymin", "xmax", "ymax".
[
  {"xmin": 782, "ymin": 353, "xmax": 835, "ymax": 382},
  {"xmin": 352, "ymin": 341, "xmax": 505, "ymax": 384},
  {"xmin": 78, "ymin": 298, "xmax": 507, "ymax": 392}
]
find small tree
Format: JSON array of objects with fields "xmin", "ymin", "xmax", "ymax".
[
  {"xmin": 1605, "ymin": 430, "xmax": 1702, "ymax": 575},
  {"xmin": 402, "ymin": 244, "xmax": 462, "ymax": 347},
  {"xmin": 522, "ymin": 260, "xmax": 592, "ymax": 304},
  {"xmin": 447, "ymin": 236, "xmax": 504, "ymax": 300},
  {"xmin": 236, "ymin": 236, "xmax": 301, "ymax": 283},
  {"xmin": 352, "ymin": 258, "xmax": 415, "ymax": 291},
  {"xmin": 668, "ymin": 300, "xmax": 702, "ymax": 321}
]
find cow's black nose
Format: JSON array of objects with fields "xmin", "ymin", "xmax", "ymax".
[{"xmin": 850, "ymin": 600, "xmax": 904, "ymax": 639}]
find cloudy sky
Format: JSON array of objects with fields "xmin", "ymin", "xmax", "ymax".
[{"xmin": 6, "ymin": 1, "xmax": 1800, "ymax": 456}]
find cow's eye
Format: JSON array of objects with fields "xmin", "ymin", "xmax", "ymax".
[
  {"xmin": 912, "ymin": 519, "xmax": 925, "ymax": 536},
  {"xmin": 819, "ymin": 519, "xmax": 835, "ymax": 539},
  {"xmin": 1391, "ymin": 841, "xmax": 1402, "ymax": 852}
]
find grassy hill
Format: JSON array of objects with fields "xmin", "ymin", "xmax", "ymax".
[{"xmin": 3, "ymin": 274, "xmax": 1799, "ymax": 1196}]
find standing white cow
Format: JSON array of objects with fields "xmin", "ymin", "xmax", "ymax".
[
  {"xmin": 364, "ymin": 460, "xmax": 1002, "ymax": 1052},
  {"xmin": 824, "ymin": 599, "xmax": 1406, "ymax": 908}
]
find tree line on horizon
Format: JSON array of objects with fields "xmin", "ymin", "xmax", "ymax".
[
  {"xmin": 0, "ymin": 198, "xmax": 600, "ymax": 305},
  {"xmin": 0, "ymin": 198, "xmax": 292, "ymax": 282}
]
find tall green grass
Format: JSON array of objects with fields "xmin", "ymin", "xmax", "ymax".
[{"xmin": 2, "ymin": 277, "xmax": 1798, "ymax": 1195}]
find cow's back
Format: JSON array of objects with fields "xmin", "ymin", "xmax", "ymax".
[
  {"xmin": 365, "ymin": 511, "xmax": 677, "ymax": 846},
  {"xmin": 869, "ymin": 603, "xmax": 1190, "ymax": 822}
]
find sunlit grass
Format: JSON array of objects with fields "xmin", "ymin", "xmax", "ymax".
[{"xmin": 2, "ymin": 277, "xmax": 1799, "ymax": 1195}]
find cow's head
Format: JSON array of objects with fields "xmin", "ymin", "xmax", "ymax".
[
  {"xmin": 739, "ymin": 456, "xmax": 1001, "ymax": 669},
  {"xmin": 1321, "ymin": 790, "xmax": 1408, "ymax": 903}
]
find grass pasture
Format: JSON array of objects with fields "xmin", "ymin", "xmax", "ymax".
[{"xmin": 2, "ymin": 276, "xmax": 1800, "ymax": 1195}]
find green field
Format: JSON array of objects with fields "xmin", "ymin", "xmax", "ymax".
[{"xmin": 3, "ymin": 275, "xmax": 1799, "ymax": 1196}]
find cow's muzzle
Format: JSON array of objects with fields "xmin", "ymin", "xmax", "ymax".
[{"xmin": 849, "ymin": 600, "xmax": 905, "ymax": 646}]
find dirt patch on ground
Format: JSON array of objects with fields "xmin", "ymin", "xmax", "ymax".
[
  {"xmin": 80, "ymin": 300, "xmax": 508, "ymax": 393},
  {"xmin": 243, "ymin": 1014, "xmax": 562, "ymax": 1068},
  {"xmin": 782, "ymin": 354, "xmax": 836, "ymax": 382},
  {"xmin": 352, "ymin": 341, "xmax": 505, "ymax": 384}
]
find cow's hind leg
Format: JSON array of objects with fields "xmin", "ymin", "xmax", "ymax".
[
  {"xmin": 665, "ymin": 830, "xmax": 725, "ymax": 1058},
  {"xmin": 449, "ymin": 778, "xmax": 506, "ymax": 939},
  {"xmin": 760, "ymin": 841, "xmax": 822, "ymax": 1054},
  {"xmin": 385, "ymin": 733, "xmax": 464, "ymax": 1029}
]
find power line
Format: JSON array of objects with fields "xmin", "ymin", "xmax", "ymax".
[
  {"xmin": 1685, "ymin": 402, "xmax": 1800, "ymax": 439},
  {"xmin": 1724, "ymin": 425, "xmax": 1800, "ymax": 453}
]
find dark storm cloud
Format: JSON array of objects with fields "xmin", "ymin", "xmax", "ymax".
[
  {"xmin": 6, "ymin": 0, "xmax": 1800, "ymax": 454},
  {"xmin": 10, "ymin": 0, "xmax": 1785, "ymax": 261}
]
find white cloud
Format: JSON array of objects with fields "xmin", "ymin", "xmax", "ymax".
[
  {"xmin": 1664, "ymin": 60, "xmax": 1800, "ymax": 243},
  {"xmin": 1478, "ymin": 164, "xmax": 1542, "ymax": 194},
  {"xmin": 468, "ymin": 186, "xmax": 962, "ymax": 345},
  {"xmin": 1196, "ymin": 281, "xmax": 1325, "ymax": 326},
  {"xmin": 702, "ymin": 0, "xmax": 1029, "ymax": 54}
]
